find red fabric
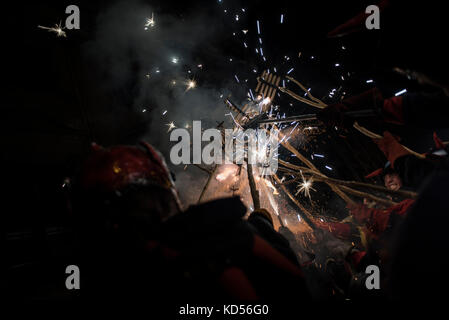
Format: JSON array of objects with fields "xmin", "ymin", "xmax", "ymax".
[
  {"xmin": 343, "ymin": 88, "xmax": 383, "ymax": 109},
  {"xmin": 382, "ymin": 96, "xmax": 404, "ymax": 125},
  {"xmin": 365, "ymin": 168, "xmax": 384, "ymax": 179},
  {"xmin": 327, "ymin": 0, "xmax": 390, "ymax": 38},
  {"xmin": 316, "ymin": 220, "xmax": 352, "ymax": 240},
  {"xmin": 375, "ymin": 131, "xmax": 410, "ymax": 167},
  {"xmin": 348, "ymin": 199, "xmax": 415, "ymax": 236},
  {"xmin": 433, "ymin": 131, "xmax": 445, "ymax": 149},
  {"xmin": 81, "ymin": 142, "xmax": 173, "ymax": 192},
  {"xmin": 252, "ymin": 235, "xmax": 304, "ymax": 278},
  {"xmin": 219, "ymin": 267, "xmax": 259, "ymax": 300},
  {"xmin": 349, "ymin": 251, "xmax": 367, "ymax": 268}
]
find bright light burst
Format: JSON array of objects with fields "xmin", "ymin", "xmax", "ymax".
[
  {"xmin": 260, "ymin": 97, "xmax": 271, "ymax": 106},
  {"xmin": 38, "ymin": 21, "xmax": 66, "ymax": 38},
  {"xmin": 295, "ymin": 172, "xmax": 316, "ymax": 199},
  {"xmin": 186, "ymin": 79, "xmax": 197, "ymax": 91},
  {"xmin": 264, "ymin": 179, "xmax": 279, "ymax": 195},
  {"xmin": 145, "ymin": 13, "xmax": 155, "ymax": 29},
  {"xmin": 166, "ymin": 121, "xmax": 176, "ymax": 132}
]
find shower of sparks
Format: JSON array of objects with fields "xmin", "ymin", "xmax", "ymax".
[
  {"xmin": 295, "ymin": 172, "xmax": 316, "ymax": 199},
  {"xmin": 145, "ymin": 13, "xmax": 155, "ymax": 29},
  {"xmin": 37, "ymin": 22, "xmax": 67, "ymax": 38},
  {"xmin": 166, "ymin": 121, "xmax": 176, "ymax": 132}
]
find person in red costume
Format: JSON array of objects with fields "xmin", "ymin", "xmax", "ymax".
[{"xmin": 67, "ymin": 141, "xmax": 310, "ymax": 302}]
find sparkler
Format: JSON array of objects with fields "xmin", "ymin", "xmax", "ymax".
[
  {"xmin": 166, "ymin": 121, "xmax": 176, "ymax": 132},
  {"xmin": 186, "ymin": 79, "xmax": 197, "ymax": 91},
  {"xmin": 37, "ymin": 21, "xmax": 66, "ymax": 38},
  {"xmin": 216, "ymin": 165, "xmax": 237, "ymax": 182},
  {"xmin": 295, "ymin": 172, "xmax": 316, "ymax": 199},
  {"xmin": 144, "ymin": 13, "xmax": 155, "ymax": 29}
]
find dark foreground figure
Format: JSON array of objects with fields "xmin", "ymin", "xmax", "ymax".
[{"xmin": 6, "ymin": 142, "xmax": 309, "ymax": 304}]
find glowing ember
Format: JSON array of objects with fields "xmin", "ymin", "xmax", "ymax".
[
  {"xmin": 216, "ymin": 165, "xmax": 237, "ymax": 182},
  {"xmin": 166, "ymin": 121, "xmax": 176, "ymax": 132},
  {"xmin": 295, "ymin": 172, "xmax": 316, "ymax": 199},
  {"xmin": 186, "ymin": 79, "xmax": 197, "ymax": 91},
  {"xmin": 260, "ymin": 97, "xmax": 271, "ymax": 106},
  {"xmin": 144, "ymin": 13, "xmax": 155, "ymax": 29},
  {"xmin": 37, "ymin": 22, "xmax": 66, "ymax": 38}
]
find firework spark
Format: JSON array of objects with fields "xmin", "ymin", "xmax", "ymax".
[
  {"xmin": 295, "ymin": 172, "xmax": 316, "ymax": 199},
  {"xmin": 144, "ymin": 13, "xmax": 155, "ymax": 29},
  {"xmin": 186, "ymin": 79, "xmax": 197, "ymax": 91},
  {"xmin": 216, "ymin": 165, "xmax": 237, "ymax": 182},
  {"xmin": 264, "ymin": 178, "xmax": 279, "ymax": 195},
  {"xmin": 37, "ymin": 22, "xmax": 66, "ymax": 38},
  {"xmin": 166, "ymin": 121, "xmax": 176, "ymax": 132}
]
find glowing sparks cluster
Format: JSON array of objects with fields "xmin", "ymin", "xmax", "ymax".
[
  {"xmin": 166, "ymin": 121, "xmax": 176, "ymax": 132},
  {"xmin": 295, "ymin": 172, "xmax": 316, "ymax": 199},
  {"xmin": 145, "ymin": 13, "xmax": 156, "ymax": 30},
  {"xmin": 186, "ymin": 79, "xmax": 197, "ymax": 91},
  {"xmin": 216, "ymin": 165, "xmax": 237, "ymax": 182},
  {"xmin": 38, "ymin": 22, "xmax": 66, "ymax": 38}
]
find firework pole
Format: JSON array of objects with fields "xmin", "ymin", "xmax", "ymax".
[
  {"xmin": 273, "ymin": 174, "xmax": 316, "ymax": 230},
  {"xmin": 197, "ymin": 165, "xmax": 218, "ymax": 204},
  {"xmin": 246, "ymin": 162, "xmax": 261, "ymax": 210}
]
